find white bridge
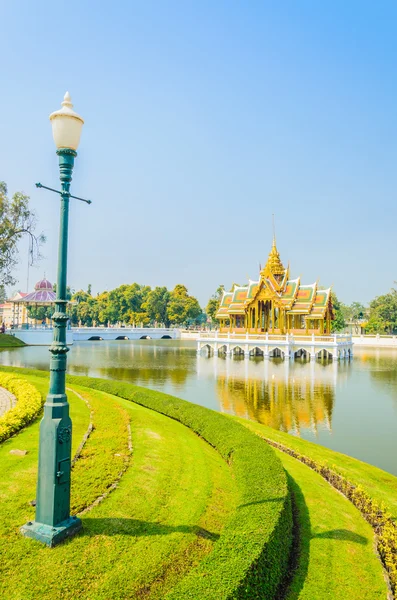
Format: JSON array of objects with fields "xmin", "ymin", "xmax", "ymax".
[
  {"xmin": 197, "ymin": 332, "xmax": 353, "ymax": 361},
  {"xmin": 72, "ymin": 327, "xmax": 180, "ymax": 341},
  {"xmin": 8, "ymin": 327, "xmax": 180, "ymax": 345}
]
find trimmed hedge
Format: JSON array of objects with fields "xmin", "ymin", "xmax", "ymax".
[
  {"xmin": 0, "ymin": 367, "xmax": 293, "ymax": 600},
  {"xmin": 0, "ymin": 372, "xmax": 43, "ymax": 442}
]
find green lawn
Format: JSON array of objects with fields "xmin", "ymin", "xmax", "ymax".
[
  {"xmin": 277, "ymin": 451, "xmax": 386, "ymax": 600},
  {"xmin": 0, "ymin": 379, "xmax": 237, "ymax": 599},
  {"xmin": 238, "ymin": 417, "xmax": 397, "ymax": 522},
  {"xmin": 0, "ymin": 369, "xmax": 395, "ymax": 599},
  {"xmin": 237, "ymin": 417, "xmax": 397, "ymax": 598},
  {"xmin": 0, "ymin": 333, "xmax": 25, "ymax": 347},
  {"xmin": 0, "ymin": 377, "xmax": 90, "ymax": 536}
]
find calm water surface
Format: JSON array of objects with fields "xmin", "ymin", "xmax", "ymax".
[{"xmin": 1, "ymin": 340, "xmax": 396, "ymax": 476}]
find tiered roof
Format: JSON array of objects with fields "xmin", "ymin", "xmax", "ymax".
[{"xmin": 216, "ymin": 240, "xmax": 332, "ymax": 320}]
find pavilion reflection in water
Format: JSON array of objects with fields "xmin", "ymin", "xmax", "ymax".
[{"xmin": 197, "ymin": 356, "xmax": 351, "ymax": 436}]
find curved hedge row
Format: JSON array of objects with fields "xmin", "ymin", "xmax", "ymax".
[
  {"xmin": 68, "ymin": 375, "xmax": 293, "ymax": 600},
  {"xmin": 0, "ymin": 372, "xmax": 43, "ymax": 442},
  {"xmin": 0, "ymin": 367, "xmax": 293, "ymax": 599}
]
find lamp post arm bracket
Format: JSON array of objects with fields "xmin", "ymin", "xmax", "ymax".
[{"xmin": 35, "ymin": 183, "xmax": 92, "ymax": 205}]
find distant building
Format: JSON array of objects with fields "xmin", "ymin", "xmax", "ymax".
[
  {"xmin": 345, "ymin": 320, "xmax": 367, "ymax": 335},
  {"xmin": 1, "ymin": 292, "xmax": 28, "ymax": 327}
]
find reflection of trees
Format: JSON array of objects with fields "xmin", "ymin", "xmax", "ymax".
[
  {"xmin": 69, "ymin": 341, "xmax": 192, "ymax": 387},
  {"xmin": 218, "ymin": 374, "xmax": 335, "ymax": 436},
  {"xmin": 96, "ymin": 365, "xmax": 189, "ymax": 386},
  {"xmin": 363, "ymin": 350, "xmax": 397, "ymax": 405}
]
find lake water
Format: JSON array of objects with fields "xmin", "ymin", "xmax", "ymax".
[{"xmin": 1, "ymin": 340, "xmax": 396, "ymax": 476}]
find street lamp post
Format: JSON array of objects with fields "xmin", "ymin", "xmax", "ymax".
[{"xmin": 21, "ymin": 93, "xmax": 89, "ymax": 547}]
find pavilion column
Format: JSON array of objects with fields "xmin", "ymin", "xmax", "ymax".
[{"xmin": 271, "ymin": 302, "xmax": 274, "ymax": 333}]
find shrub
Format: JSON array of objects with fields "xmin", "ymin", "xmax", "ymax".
[{"xmin": 0, "ymin": 373, "xmax": 43, "ymax": 442}]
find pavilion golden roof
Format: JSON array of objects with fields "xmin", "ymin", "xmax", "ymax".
[{"xmin": 215, "ymin": 240, "xmax": 332, "ymax": 320}]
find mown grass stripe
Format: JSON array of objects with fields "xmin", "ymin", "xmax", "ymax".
[
  {"xmin": 66, "ymin": 386, "xmax": 94, "ymax": 466},
  {"xmin": 0, "ymin": 384, "xmax": 239, "ymax": 599}
]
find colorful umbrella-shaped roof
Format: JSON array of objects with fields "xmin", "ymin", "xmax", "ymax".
[{"xmin": 12, "ymin": 279, "xmax": 56, "ymax": 304}]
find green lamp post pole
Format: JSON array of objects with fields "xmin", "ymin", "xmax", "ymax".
[{"xmin": 21, "ymin": 93, "xmax": 88, "ymax": 547}]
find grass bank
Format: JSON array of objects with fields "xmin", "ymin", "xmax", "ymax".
[
  {"xmin": 1, "ymin": 366, "xmax": 394, "ymax": 599},
  {"xmin": 238, "ymin": 417, "xmax": 397, "ymax": 597},
  {"xmin": 278, "ymin": 452, "xmax": 387, "ymax": 599},
  {"xmin": 0, "ymin": 333, "xmax": 25, "ymax": 348},
  {"xmin": 0, "ymin": 370, "xmax": 293, "ymax": 599}
]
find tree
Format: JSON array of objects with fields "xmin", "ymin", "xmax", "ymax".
[
  {"xmin": 206, "ymin": 284, "xmax": 225, "ymax": 323},
  {"xmin": 69, "ymin": 289, "xmax": 98, "ymax": 326},
  {"xmin": 143, "ymin": 286, "xmax": 171, "ymax": 326},
  {"xmin": 167, "ymin": 285, "xmax": 202, "ymax": 327},
  {"xmin": 366, "ymin": 285, "xmax": 397, "ymax": 334},
  {"xmin": 0, "ymin": 182, "xmax": 45, "ymax": 287},
  {"xmin": 27, "ymin": 305, "xmax": 52, "ymax": 322},
  {"xmin": 331, "ymin": 293, "xmax": 346, "ymax": 332},
  {"xmin": 340, "ymin": 301, "xmax": 366, "ymax": 323}
]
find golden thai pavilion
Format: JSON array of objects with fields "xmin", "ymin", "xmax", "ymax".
[{"xmin": 216, "ymin": 239, "xmax": 334, "ymax": 335}]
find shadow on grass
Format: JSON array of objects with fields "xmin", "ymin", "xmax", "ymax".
[
  {"xmin": 81, "ymin": 518, "xmax": 220, "ymax": 541},
  {"xmin": 278, "ymin": 471, "xmax": 369, "ymax": 600},
  {"xmin": 312, "ymin": 528, "xmax": 368, "ymax": 544}
]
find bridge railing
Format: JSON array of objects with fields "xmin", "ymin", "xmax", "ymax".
[
  {"xmin": 198, "ymin": 332, "xmax": 352, "ymax": 344},
  {"xmin": 72, "ymin": 327, "xmax": 177, "ymax": 334}
]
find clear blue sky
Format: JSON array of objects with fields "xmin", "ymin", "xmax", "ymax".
[{"xmin": 2, "ymin": 1, "xmax": 396, "ymax": 306}]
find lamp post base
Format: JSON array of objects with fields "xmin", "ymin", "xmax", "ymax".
[{"xmin": 20, "ymin": 516, "xmax": 82, "ymax": 547}]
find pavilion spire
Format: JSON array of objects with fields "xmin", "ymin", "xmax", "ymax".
[
  {"xmin": 263, "ymin": 215, "xmax": 285, "ymax": 276},
  {"xmin": 272, "ymin": 213, "xmax": 276, "ymax": 246}
]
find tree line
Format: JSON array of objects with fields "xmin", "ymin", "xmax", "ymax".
[
  {"xmin": 66, "ymin": 283, "xmax": 204, "ymax": 328},
  {"xmin": 25, "ymin": 282, "xmax": 397, "ymax": 334}
]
